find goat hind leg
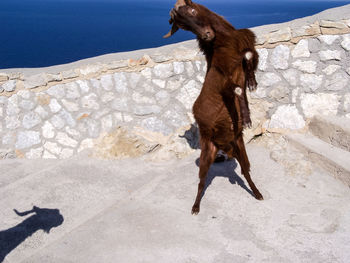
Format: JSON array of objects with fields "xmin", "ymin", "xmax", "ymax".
[
  {"xmin": 192, "ymin": 139, "xmax": 218, "ymax": 215},
  {"xmin": 233, "ymin": 136, "xmax": 263, "ymax": 200}
]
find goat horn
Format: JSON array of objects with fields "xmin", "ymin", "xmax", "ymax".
[
  {"xmin": 163, "ymin": 24, "xmax": 179, "ymax": 38},
  {"xmin": 13, "ymin": 208, "xmax": 35, "ymax": 217}
]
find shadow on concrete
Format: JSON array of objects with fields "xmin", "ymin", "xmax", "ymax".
[
  {"xmin": 195, "ymin": 158, "xmax": 254, "ymax": 199},
  {"xmin": 180, "ymin": 124, "xmax": 200, "ymax": 150},
  {"xmin": 0, "ymin": 206, "xmax": 64, "ymax": 263}
]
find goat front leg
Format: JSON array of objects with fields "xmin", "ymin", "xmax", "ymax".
[
  {"xmin": 243, "ymin": 50, "xmax": 258, "ymax": 92},
  {"xmin": 192, "ymin": 139, "xmax": 218, "ymax": 215},
  {"xmin": 233, "ymin": 86, "xmax": 251, "ymax": 128}
]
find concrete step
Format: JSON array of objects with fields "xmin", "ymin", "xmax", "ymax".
[
  {"xmin": 0, "ymin": 159, "xmax": 59, "ymax": 189},
  {"xmin": 309, "ymin": 115, "xmax": 350, "ymax": 152},
  {"xmin": 287, "ymin": 133, "xmax": 350, "ymax": 186}
]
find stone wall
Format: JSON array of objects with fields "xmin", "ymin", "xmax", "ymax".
[{"xmin": 1, "ymin": 4, "xmax": 350, "ymax": 159}]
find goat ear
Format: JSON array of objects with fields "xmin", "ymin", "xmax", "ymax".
[
  {"xmin": 184, "ymin": 0, "xmax": 193, "ymax": 5},
  {"xmin": 163, "ymin": 24, "xmax": 179, "ymax": 38}
]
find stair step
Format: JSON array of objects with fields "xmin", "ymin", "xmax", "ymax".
[
  {"xmin": 309, "ymin": 115, "xmax": 350, "ymax": 151},
  {"xmin": 287, "ymin": 133, "xmax": 350, "ymax": 187}
]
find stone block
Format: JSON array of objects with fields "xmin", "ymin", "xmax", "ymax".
[
  {"xmin": 15, "ymin": 131, "xmax": 41, "ymax": 149},
  {"xmin": 114, "ymin": 72, "xmax": 128, "ymax": 93},
  {"xmin": 22, "ymin": 112, "xmax": 41, "ymax": 129},
  {"xmin": 100, "ymin": 75, "xmax": 114, "ymax": 91},
  {"xmin": 301, "ymin": 93, "xmax": 340, "ymax": 118},
  {"xmin": 0, "ymin": 73, "xmax": 9, "ymax": 82},
  {"xmin": 153, "ymin": 63, "xmax": 174, "ymax": 79},
  {"xmin": 300, "ymin": 74, "xmax": 323, "ymax": 92},
  {"xmin": 292, "ymin": 60, "xmax": 317, "ymax": 73},
  {"xmin": 42, "ymin": 121, "xmax": 55, "ymax": 139},
  {"xmin": 176, "ymin": 80, "xmax": 201, "ymax": 110},
  {"xmin": 269, "ymin": 105, "xmax": 305, "ymax": 130},
  {"xmin": 319, "ymin": 50, "xmax": 342, "ymax": 61},
  {"xmin": 79, "ymin": 64, "xmax": 103, "ymax": 76},
  {"xmin": 267, "ymin": 27, "xmax": 291, "ymax": 44},
  {"xmin": 291, "ymin": 39, "xmax": 310, "ymax": 58},
  {"xmin": 270, "ymin": 45, "xmax": 290, "ymax": 70},
  {"xmin": 317, "ymin": 35, "xmax": 339, "ymax": 45},
  {"xmin": 24, "ymin": 74, "xmax": 47, "ymax": 89},
  {"xmin": 257, "ymin": 48, "xmax": 268, "ymax": 71},
  {"xmin": 47, "ymin": 84, "xmax": 65, "ymax": 99},
  {"xmin": 292, "ymin": 22, "xmax": 321, "ymax": 38},
  {"xmin": 76, "ymin": 80, "xmax": 90, "ymax": 94},
  {"xmin": 56, "ymin": 132, "xmax": 78, "ymax": 147},
  {"xmin": 282, "ymin": 69, "xmax": 299, "ymax": 86},
  {"xmin": 2, "ymin": 80, "xmax": 16, "ymax": 92},
  {"xmin": 323, "ymin": 65, "xmax": 341, "ymax": 75},
  {"xmin": 341, "ymin": 34, "xmax": 350, "ymax": 51},
  {"xmin": 62, "ymin": 69, "xmax": 79, "ymax": 79},
  {"xmin": 325, "ymin": 72, "xmax": 349, "ymax": 91},
  {"xmin": 259, "ymin": 72, "xmax": 282, "ymax": 87}
]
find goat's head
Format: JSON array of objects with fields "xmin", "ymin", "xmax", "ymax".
[{"xmin": 164, "ymin": 0, "xmax": 215, "ymax": 41}]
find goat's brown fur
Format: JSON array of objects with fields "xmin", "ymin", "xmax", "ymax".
[{"xmin": 165, "ymin": 0, "xmax": 263, "ymax": 214}]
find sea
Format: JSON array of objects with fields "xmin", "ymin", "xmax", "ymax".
[{"xmin": 0, "ymin": 0, "xmax": 349, "ymax": 69}]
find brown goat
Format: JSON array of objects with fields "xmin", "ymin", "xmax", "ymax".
[{"xmin": 164, "ymin": 0, "xmax": 263, "ymax": 214}]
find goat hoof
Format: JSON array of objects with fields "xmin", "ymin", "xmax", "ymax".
[
  {"xmin": 255, "ymin": 193, "xmax": 264, "ymax": 200},
  {"xmin": 243, "ymin": 121, "xmax": 252, "ymax": 129},
  {"xmin": 191, "ymin": 205, "xmax": 200, "ymax": 215}
]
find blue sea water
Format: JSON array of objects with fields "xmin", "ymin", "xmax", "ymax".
[{"xmin": 0, "ymin": 0, "xmax": 349, "ymax": 69}]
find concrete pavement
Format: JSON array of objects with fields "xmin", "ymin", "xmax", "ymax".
[{"xmin": 1, "ymin": 144, "xmax": 350, "ymax": 263}]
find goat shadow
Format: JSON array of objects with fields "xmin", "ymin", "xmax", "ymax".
[
  {"xmin": 195, "ymin": 158, "xmax": 255, "ymax": 200},
  {"xmin": 0, "ymin": 206, "xmax": 64, "ymax": 263}
]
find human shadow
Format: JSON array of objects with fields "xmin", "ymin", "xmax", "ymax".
[
  {"xmin": 0, "ymin": 206, "xmax": 64, "ymax": 263},
  {"xmin": 195, "ymin": 158, "xmax": 254, "ymax": 200}
]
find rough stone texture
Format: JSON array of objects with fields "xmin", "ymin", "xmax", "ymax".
[
  {"xmin": 318, "ymin": 35, "xmax": 340, "ymax": 45},
  {"xmin": 24, "ymin": 74, "xmax": 47, "ymax": 89},
  {"xmin": 47, "ymin": 85, "xmax": 65, "ymax": 99},
  {"xmin": 79, "ymin": 64, "xmax": 103, "ymax": 76},
  {"xmin": 2, "ymin": 80, "xmax": 16, "ymax": 92},
  {"xmin": 42, "ymin": 121, "xmax": 55, "ymax": 139},
  {"xmin": 319, "ymin": 50, "xmax": 342, "ymax": 61},
  {"xmin": 49, "ymin": 99, "xmax": 62, "ymax": 113},
  {"xmin": 270, "ymin": 45, "xmax": 290, "ymax": 70},
  {"xmin": 23, "ymin": 112, "xmax": 41, "ymax": 129},
  {"xmin": 15, "ymin": 131, "xmax": 41, "ymax": 149},
  {"xmin": 65, "ymin": 82, "xmax": 80, "ymax": 99},
  {"xmin": 300, "ymin": 74, "xmax": 324, "ymax": 92},
  {"xmin": 77, "ymin": 80, "xmax": 91, "ymax": 94},
  {"xmin": 325, "ymin": 72, "xmax": 349, "ymax": 91},
  {"xmin": 291, "ymin": 39, "xmax": 310, "ymax": 58},
  {"xmin": 56, "ymin": 132, "xmax": 78, "ymax": 148},
  {"xmin": 301, "ymin": 93, "xmax": 340, "ymax": 118},
  {"xmin": 292, "ymin": 60, "xmax": 317, "ymax": 73},
  {"xmin": 100, "ymin": 75, "xmax": 113, "ymax": 91},
  {"xmin": 114, "ymin": 73, "xmax": 128, "ymax": 93},
  {"xmin": 257, "ymin": 48, "xmax": 268, "ymax": 71},
  {"xmin": 341, "ymin": 34, "xmax": 350, "ymax": 51},
  {"xmin": 323, "ymin": 65, "xmax": 341, "ymax": 75},
  {"xmin": 153, "ymin": 64, "xmax": 174, "ymax": 79},
  {"xmin": 62, "ymin": 70, "xmax": 79, "ymax": 79},
  {"xmin": 176, "ymin": 80, "xmax": 201, "ymax": 110},
  {"xmin": 268, "ymin": 27, "xmax": 291, "ymax": 44},
  {"xmin": 292, "ymin": 22, "xmax": 321, "ymax": 38},
  {"xmin": 259, "ymin": 72, "xmax": 282, "ymax": 87},
  {"xmin": 81, "ymin": 93, "xmax": 100, "ymax": 110},
  {"xmin": 268, "ymin": 105, "xmax": 305, "ymax": 130},
  {"xmin": 282, "ymin": 69, "xmax": 299, "ymax": 86}
]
